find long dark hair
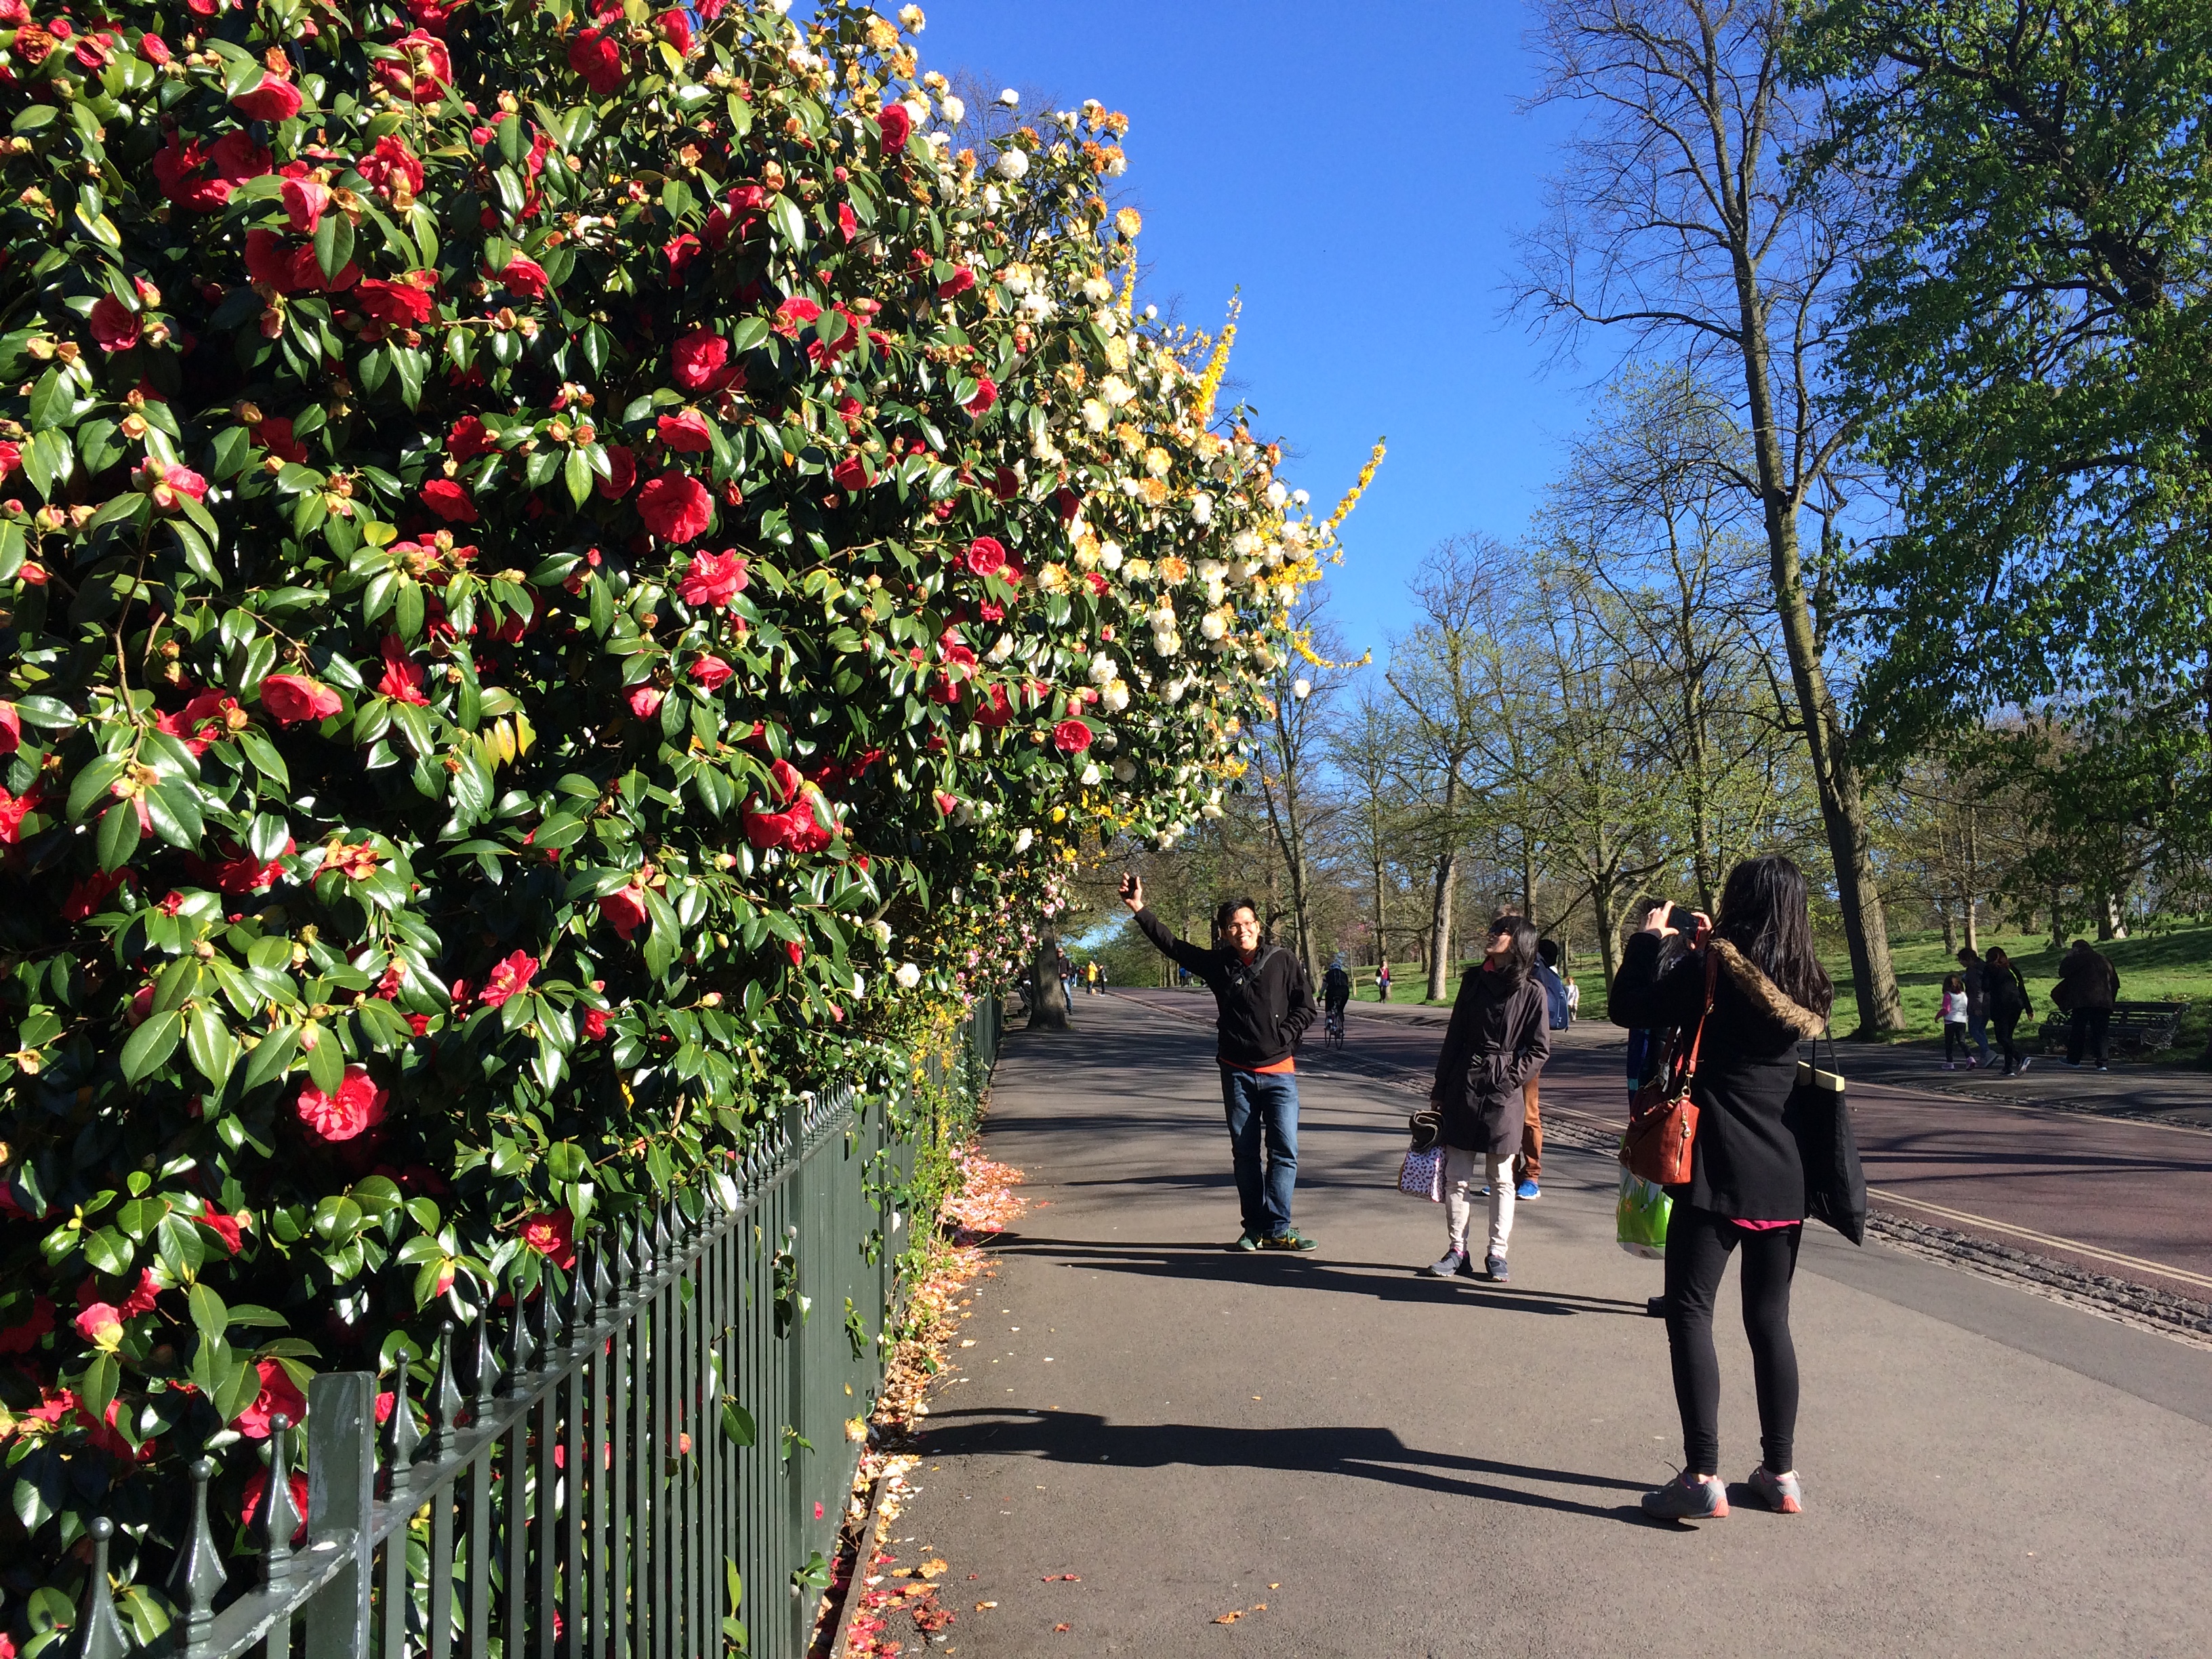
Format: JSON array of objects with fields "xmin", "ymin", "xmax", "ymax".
[
  {"xmin": 1713, "ymin": 855, "xmax": 1833, "ymax": 1017},
  {"xmin": 1479, "ymin": 915, "xmax": 1539, "ymax": 987}
]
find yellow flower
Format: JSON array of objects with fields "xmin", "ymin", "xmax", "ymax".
[
  {"xmin": 1115, "ymin": 207, "xmax": 1143, "ymax": 239},
  {"xmin": 1159, "ymin": 554, "xmax": 1190, "ymax": 583},
  {"xmin": 1328, "ymin": 437, "xmax": 1388, "ymax": 531},
  {"xmin": 1193, "ymin": 295, "xmax": 1240, "ymax": 427}
]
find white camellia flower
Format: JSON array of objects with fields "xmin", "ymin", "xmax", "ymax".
[
  {"xmin": 996, "ymin": 148, "xmax": 1029, "ymax": 180},
  {"xmin": 1019, "ymin": 290, "xmax": 1055, "ymax": 319},
  {"xmin": 1197, "ymin": 558, "xmax": 1226, "ymax": 583},
  {"xmin": 1103, "ymin": 678, "xmax": 1130, "ymax": 711},
  {"xmin": 1001, "ymin": 263, "xmax": 1033, "ymax": 294},
  {"xmin": 998, "ymin": 87, "xmax": 1020, "ymax": 106},
  {"xmin": 1113, "ymin": 756, "xmax": 1137, "ymax": 781},
  {"xmin": 894, "ymin": 962, "xmax": 922, "ymax": 990},
  {"xmin": 1080, "ymin": 762, "xmax": 1102, "ymax": 785},
  {"xmin": 1291, "ymin": 488, "xmax": 1310, "ymax": 506},
  {"xmin": 987, "ymin": 634, "xmax": 1014, "ymax": 663},
  {"xmin": 1082, "ymin": 276, "xmax": 1113, "ymax": 304},
  {"xmin": 1162, "ymin": 670, "xmax": 1187, "ymax": 699},
  {"xmin": 1014, "ymin": 827, "xmax": 1034, "ymax": 853},
  {"xmin": 941, "ymin": 95, "xmax": 965, "ymax": 123},
  {"xmin": 1080, "ymin": 398, "xmax": 1109, "ymax": 433},
  {"xmin": 1265, "ymin": 480, "xmax": 1288, "ymax": 508},
  {"xmin": 853, "ymin": 973, "xmax": 867, "ymax": 999},
  {"xmin": 1143, "ymin": 303, "xmax": 1158, "ymax": 319},
  {"xmin": 1200, "ymin": 611, "xmax": 1229, "ymax": 641},
  {"xmin": 1293, "ymin": 677, "xmax": 1313, "ymax": 700},
  {"xmin": 1100, "ymin": 375, "xmax": 1135, "ymax": 407},
  {"xmin": 1088, "ymin": 652, "xmax": 1116, "ymax": 685},
  {"xmin": 1190, "ymin": 492, "xmax": 1213, "ymax": 525},
  {"xmin": 1099, "ymin": 541, "xmax": 1123, "ymax": 571},
  {"xmin": 898, "ymin": 4, "xmax": 924, "ymax": 28},
  {"xmin": 983, "ymin": 184, "xmax": 1002, "ymax": 213},
  {"xmin": 1231, "ymin": 529, "xmax": 1260, "ymax": 556}
]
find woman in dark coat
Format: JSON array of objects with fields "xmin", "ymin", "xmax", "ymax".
[
  {"xmin": 1610, "ymin": 856, "xmax": 1830, "ymax": 1520},
  {"xmin": 1984, "ymin": 946, "xmax": 2034, "ymax": 1076},
  {"xmin": 1423, "ymin": 916, "xmax": 1550, "ymax": 1285}
]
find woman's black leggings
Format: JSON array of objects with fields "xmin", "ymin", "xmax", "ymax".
[
  {"xmin": 1993, "ymin": 1011, "xmax": 2026, "ymax": 1071},
  {"xmin": 1663, "ymin": 1204, "xmax": 1801, "ymax": 1477}
]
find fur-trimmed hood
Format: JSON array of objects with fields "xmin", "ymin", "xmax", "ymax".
[{"xmin": 1708, "ymin": 939, "xmax": 1828, "ymax": 1038}]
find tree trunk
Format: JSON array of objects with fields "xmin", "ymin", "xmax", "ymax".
[
  {"xmin": 2099, "ymin": 891, "xmax": 2128, "ymax": 941},
  {"xmin": 1027, "ymin": 932, "xmax": 1068, "ymax": 1030},
  {"xmin": 1594, "ymin": 883, "xmax": 1621, "ymax": 999},
  {"xmin": 1427, "ymin": 847, "xmax": 1459, "ymax": 1002},
  {"xmin": 1963, "ymin": 816, "xmax": 1982, "ymax": 951},
  {"xmin": 1736, "ymin": 319, "xmax": 1902, "ymax": 1037},
  {"xmin": 1521, "ymin": 836, "xmax": 1539, "ymax": 933},
  {"xmin": 2049, "ymin": 884, "xmax": 2066, "ymax": 950},
  {"xmin": 1938, "ymin": 902, "xmax": 1957, "ymax": 954}
]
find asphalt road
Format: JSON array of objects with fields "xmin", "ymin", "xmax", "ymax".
[
  {"xmin": 880, "ymin": 996, "xmax": 2212, "ymax": 1658},
  {"xmin": 1124, "ymin": 989, "xmax": 2212, "ymax": 1301}
]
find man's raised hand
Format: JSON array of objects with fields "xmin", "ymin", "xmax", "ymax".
[{"xmin": 1119, "ymin": 872, "xmax": 1144, "ymax": 913}]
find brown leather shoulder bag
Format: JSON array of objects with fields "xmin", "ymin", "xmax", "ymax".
[{"xmin": 1622, "ymin": 949, "xmax": 1718, "ymax": 1187}]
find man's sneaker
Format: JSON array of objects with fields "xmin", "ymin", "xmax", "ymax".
[
  {"xmin": 1943, "ymin": 1062, "xmax": 1955, "ymax": 1071},
  {"xmin": 1483, "ymin": 1253, "xmax": 1510, "ymax": 1283},
  {"xmin": 1260, "ymin": 1229, "xmax": 1318, "ymax": 1252},
  {"xmin": 1641, "ymin": 1471, "xmax": 1727, "ymax": 1520},
  {"xmin": 2097, "ymin": 1065, "xmax": 2109, "ymax": 1072},
  {"xmin": 1425, "ymin": 1249, "xmax": 1467, "ymax": 1278},
  {"xmin": 1515, "ymin": 1179, "xmax": 1540, "ymax": 1201},
  {"xmin": 2018, "ymin": 1057, "xmax": 2032, "ymax": 1073},
  {"xmin": 1645, "ymin": 1294, "xmax": 1668, "ymax": 1318},
  {"xmin": 1229, "ymin": 1232, "xmax": 1261, "ymax": 1252},
  {"xmin": 1747, "ymin": 1466, "xmax": 1803, "ymax": 1514}
]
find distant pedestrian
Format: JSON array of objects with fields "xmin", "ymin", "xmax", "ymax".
[
  {"xmin": 2054, "ymin": 939, "xmax": 2121, "ymax": 1070},
  {"xmin": 1984, "ymin": 947, "xmax": 2033, "ymax": 1076},
  {"xmin": 1939, "ymin": 975, "xmax": 1975, "ymax": 1069},
  {"xmin": 1084, "ymin": 960, "xmax": 1101, "ymax": 996},
  {"xmin": 1120, "ymin": 874, "xmax": 1320, "ymax": 1252},
  {"xmin": 1612, "ymin": 855, "xmax": 1832, "ymax": 1520},
  {"xmin": 1059, "ymin": 953, "xmax": 1076, "ymax": 1013},
  {"xmin": 1954, "ymin": 947, "xmax": 1994, "ymax": 1066},
  {"xmin": 1563, "ymin": 970, "xmax": 1580, "ymax": 1024},
  {"xmin": 1322, "ymin": 957, "xmax": 1351, "ymax": 1040},
  {"xmin": 1376, "ymin": 963, "xmax": 1392, "ymax": 1002},
  {"xmin": 1422, "ymin": 916, "xmax": 1551, "ymax": 1285},
  {"xmin": 1516, "ymin": 939, "xmax": 1572, "ymax": 1200}
]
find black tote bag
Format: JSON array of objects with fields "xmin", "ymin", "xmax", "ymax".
[{"xmin": 1786, "ymin": 1031, "xmax": 1866, "ymax": 1245}]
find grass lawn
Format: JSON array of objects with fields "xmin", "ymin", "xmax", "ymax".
[{"xmin": 1351, "ymin": 924, "xmax": 2212, "ymax": 1063}]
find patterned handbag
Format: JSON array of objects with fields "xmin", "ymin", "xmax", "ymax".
[{"xmin": 1398, "ymin": 1143, "xmax": 1446, "ymax": 1202}]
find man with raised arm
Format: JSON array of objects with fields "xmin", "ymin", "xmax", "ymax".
[{"xmin": 1120, "ymin": 874, "xmax": 1320, "ymax": 1252}]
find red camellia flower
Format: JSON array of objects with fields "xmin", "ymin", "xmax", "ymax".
[
  {"xmin": 197, "ymin": 1210, "xmax": 246, "ymax": 1254},
  {"xmin": 771, "ymin": 295, "xmax": 823, "ymax": 337},
  {"xmin": 232, "ymin": 1358, "xmax": 308, "ymax": 1439},
  {"xmin": 627, "ymin": 684, "xmax": 665, "ymax": 719},
  {"xmin": 422, "ymin": 479, "xmax": 478, "ymax": 523},
  {"xmin": 0, "ymin": 786, "xmax": 43, "ymax": 846},
  {"xmin": 356, "ymin": 135, "xmax": 425, "ymax": 201},
  {"xmin": 832, "ymin": 455, "xmax": 871, "ymax": 495},
  {"xmin": 520, "ymin": 1210, "xmax": 577, "ymax": 1270},
  {"xmin": 597, "ymin": 444, "xmax": 638, "ymax": 499},
  {"xmin": 583, "ymin": 1008, "xmax": 609, "ymax": 1039},
  {"xmin": 137, "ymin": 30, "xmax": 171, "ymax": 65},
  {"xmin": 245, "ymin": 228, "xmax": 356, "ymax": 295},
  {"xmin": 378, "ymin": 637, "xmax": 430, "ymax": 705},
  {"xmin": 155, "ymin": 687, "xmax": 246, "ymax": 755},
  {"xmin": 260, "ymin": 673, "xmax": 341, "ymax": 724},
  {"xmin": 878, "ymin": 104, "xmax": 912, "ymax": 151},
  {"xmin": 88, "ymin": 295, "xmax": 141, "ymax": 353},
  {"xmin": 74, "ymin": 1304, "xmax": 123, "ymax": 1349},
  {"xmin": 232, "ymin": 73, "xmax": 304, "ymax": 122},
  {"xmin": 974, "ymin": 681, "xmax": 1015, "ymax": 729},
  {"xmin": 61, "ymin": 869, "xmax": 127, "ymax": 921},
  {"xmin": 281, "ymin": 175, "xmax": 329, "ymax": 234},
  {"xmin": 962, "ymin": 373, "xmax": 999, "ymax": 416},
  {"xmin": 494, "ymin": 255, "xmax": 550, "ymax": 297},
  {"xmin": 297, "ymin": 1067, "xmax": 389, "ymax": 1143},
  {"xmin": 356, "ymin": 276, "xmax": 434, "ymax": 326},
  {"xmin": 376, "ymin": 28, "xmax": 452, "ymax": 102},
  {"xmin": 657, "ymin": 410, "xmax": 713, "ymax": 453},
  {"xmin": 255, "ymin": 416, "xmax": 308, "ymax": 464},
  {"xmin": 568, "ymin": 26, "xmax": 626, "ymax": 93},
  {"xmin": 599, "ymin": 886, "xmax": 649, "ymax": 940},
  {"xmin": 690, "ymin": 655, "xmax": 735, "ymax": 690},
  {"xmin": 0, "ymin": 701, "xmax": 15, "ymax": 754},
  {"xmin": 964, "ymin": 536, "xmax": 1007, "ymax": 577},
  {"xmin": 1053, "ymin": 718, "xmax": 1094, "ymax": 754},
  {"xmin": 654, "ymin": 8, "xmax": 692, "ymax": 52},
  {"xmin": 447, "ymin": 415, "xmax": 496, "ymax": 463},
  {"xmin": 119, "ymin": 1268, "xmax": 160, "ymax": 1319},
  {"xmin": 785, "ymin": 939, "xmax": 806, "ymax": 968},
  {"xmin": 480, "ymin": 949, "xmax": 539, "ymax": 1008},
  {"xmin": 679, "ymin": 549, "xmax": 749, "ymax": 609},
  {"xmin": 142, "ymin": 462, "xmax": 208, "ymax": 510},
  {"xmin": 671, "ymin": 329, "xmax": 738, "ymax": 392},
  {"xmin": 239, "ymin": 1469, "xmax": 311, "ymax": 1542},
  {"xmin": 743, "ymin": 798, "xmax": 832, "ymax": 854},
  {"xmin": 0, "ymin": 1295, "xmax": 56, "ymax": 1356},
  {"xmin": 636, "ymin": 470, "xmax": 712, "ymax": 541},
  {"xmin": 937, "ymin": 265, "xmax": 975, "ymax": 300}
]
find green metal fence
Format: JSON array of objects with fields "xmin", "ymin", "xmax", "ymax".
[{"xmin": 61, "ymin": 1010, "xmax": 1000, "ymax": 1659}]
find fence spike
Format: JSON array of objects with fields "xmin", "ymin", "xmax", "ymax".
[
  {"xmin": 531, "ymin": 1276, "xmax": 558, "ymax": 1370},
  {"xmin": 614, "ymin": 1213, "xmax": 636, "ymax": 1287},
  {"xmin": 381, "ymin": 1346, "xmax": 420, "ymax": 1494},
  {"xmin": 428, "ymin": 1319, "xmax": 464, "ymax": 1454},
  {"xmin": 165, "ymin": 1456, "xmax": 227, "ymax": 1641},
  {"xmin": 567, "ymin": 1244, "xmax": 592, "ymax": 1335},
  {"xmin": 470, "ymin": 1306, "xmax": 499, "ymax": 1419},
  {"xmin": 503, "ymin": 1287, "xmax": 534, "ymax": 1385},
  {"xmin": 259, "ymin": 1414, "xmax": 301, "ymax": 1584},
  {"xmin": 70, "ymin": 1517, "xmax": 130, "ymax": 1659},
  {"xmin": 592, "ymin": 1236, "xmax": 615, "ymax": 1314},
  {"xmin": 653, "ymin": 1200, "xmax": 672, "ymax": 1265}
]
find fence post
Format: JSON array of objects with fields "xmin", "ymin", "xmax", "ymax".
[{"xmin": 303, "ymin": 1372, "xmax": 375, "ymax": 1658}]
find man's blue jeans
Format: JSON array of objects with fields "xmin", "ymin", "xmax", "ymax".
[
  {"xmin": 1966, "ymin": 1010, "xmax": 1992, "ymax": 1063},
  {"xmin": 1220, "ymin": 1067, "xmax": 1299, "ymax": 1239}
]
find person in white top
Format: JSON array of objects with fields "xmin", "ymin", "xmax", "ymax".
[{"xmin": 1939, "ymin": 973, "xmax": 1975, "ymax": 1070}]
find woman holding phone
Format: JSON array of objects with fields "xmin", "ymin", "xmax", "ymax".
[{"xmin": 1610, "ymin": 856, "xmax": 1831, "ymax": 1519}]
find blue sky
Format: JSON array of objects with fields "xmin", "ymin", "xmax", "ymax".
[{"xmin": 900, "ymin": 0, "xmax": 1603, "ymax": 657}]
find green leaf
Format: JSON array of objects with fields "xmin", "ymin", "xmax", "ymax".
[
  {"xmin": 186, "ymin": 1004, "xmax": 238, "ymax": 1088},
  {"xmin": 237, "ymin": 727, "xmax": 292, "ymax": 790},
  {"xmin": 187, "ymin": 1284, "xmax": 228, "ymax": 1345},
  {"xmin": 564, "ymin": 445, "xmax": 591, "ymax": 507},
  {"xmin": 304, "ymin": 1025, "xmax": 346, "ymax": 1094},
  {"xmin": 239, "ymin": 1027, "xmax": 300, "ymax": 1095},
  {"xmin": 26, "ymin": 369, "xmax": 71, "ymax": 434},
  {"xmin": 120, "ymin": 1009, "xmax": 184, "ymax": 1084},
  {"xmin": 97, "ymin": 798, "xmax": 140, "ymax": 872},
  {"xmin": 82, "ymin": 1353, "xmax": 120, "ymax": 1429},
  {"xmin": 12, "ymin": 104, "xmax": 58, "ymax": 134},
  {"xmin": 769, "ymin": 193, "xmax": 806, "ymax": 251}
]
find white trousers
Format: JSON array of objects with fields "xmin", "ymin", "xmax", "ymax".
[{"xmin": 1444, "ymin": 1146, "xmax": 1515, "ymax": 1258}]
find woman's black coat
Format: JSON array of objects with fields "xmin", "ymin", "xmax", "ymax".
[
  {"xmin": 1609, "ymin": 933, "xmax": 1828, "ymax": 1219},
  {"xmin": 1430, "ymin": 962, "xmax": 1551, "ymax": 1155}
]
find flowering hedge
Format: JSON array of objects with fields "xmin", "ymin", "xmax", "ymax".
[{"xmin": 0, "ymin": 0, "xmax": 1334, "ymax": 1631}]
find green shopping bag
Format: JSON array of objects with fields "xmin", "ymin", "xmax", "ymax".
[{"xmin": 1616, "ymin": 1153, "xmax": 1671, "ymax": 1259}]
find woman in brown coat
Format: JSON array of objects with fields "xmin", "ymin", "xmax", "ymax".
[{"xmin": 1424, "ymin": 916, "xmax": 1551, "ymax": 1284}]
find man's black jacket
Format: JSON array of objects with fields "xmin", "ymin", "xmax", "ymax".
[{"xmin": 1134, "ymin": 907, "xmax": 1317, "ymax": 1069}]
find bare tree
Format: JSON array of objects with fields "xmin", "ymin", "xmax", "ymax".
[
  {"xmin": 1328, "ymin": 686, "xmax": 1423, "ymax": 980},
  {"xmin": 1519, "ymin": 0, "xmax": 1904, "ymax": 1035},
  {"xmin": 1251, "ymin": 608, "xmax": 1354, "ymax": 987}
]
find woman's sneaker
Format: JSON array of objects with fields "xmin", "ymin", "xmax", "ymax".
[
  {"xmin": 1483, "ymin": 1253, "xmax": 1510, "ymax": 1284},
  {"xmin": 1426, "ymin": 1249, "xmax": 1467, "ymax": 1277},
  {"xmin": 1748, "ymin": 1466, "xmax": 1803, "ymax": 1513},
  {"xmin": 1641, "ymin": 1471, "xmax": 1727, "ymax": 1520}
]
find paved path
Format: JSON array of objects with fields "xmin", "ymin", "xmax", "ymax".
[
  {"xmin": 1122, "ymin": 989, "xmax": 2212, "ymax": 1301},
  {"xmin": 883, "ymin": 996, "xmax": 2212, "ymax": 1658}
]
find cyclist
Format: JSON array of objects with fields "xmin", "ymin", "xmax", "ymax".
[{"xmin": 1322, "ymin": 956, "xmax": 1352, "ymax": 1043}]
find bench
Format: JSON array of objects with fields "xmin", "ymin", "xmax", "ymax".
[{"xmin": 2036, "ymin": 1000, "xmax": 2190, "ymax": 1059}]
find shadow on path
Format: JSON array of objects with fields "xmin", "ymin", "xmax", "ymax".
[{"xmin": 921, "ymin": 1408, "xmax": 1664, "ymax": 1525}]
